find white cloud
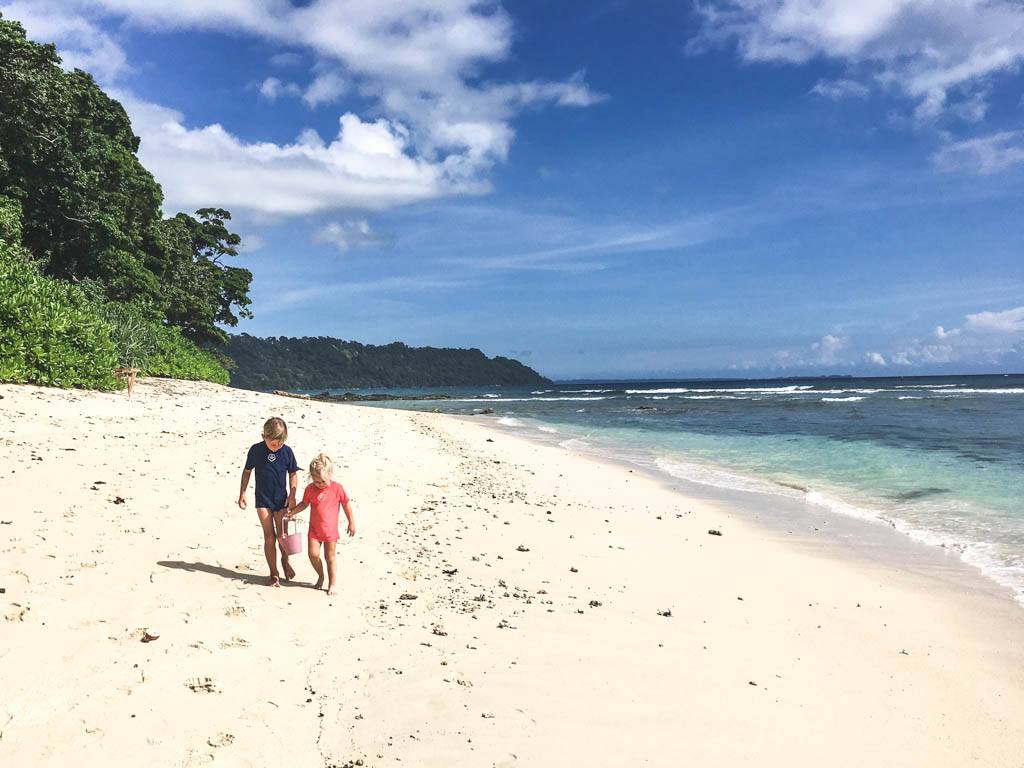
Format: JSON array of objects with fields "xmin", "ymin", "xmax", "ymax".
[
  {"xmin": 933, "ymin": 131, "xmax": 1024, "ymax": 174},
  {"xmin": 864, "ymin": 351, "xmax": 887, "ymax": 365},
  {"xmin": 691, "ymin": 1, "xmax": 1024, "ymax": 123},
  {"xmin": 1, "ymin": 1, "xmax": 130, "ymax": 82},
  {"xmin": 809, "ymin": 78, "xmax": 869, "ymax": 100},
  {"xmin": 302, "ymin": 69, "xmax": 347, "ymax": 107},
  {"xmin": 119, "ymin": 93, "xmax": 484, "ymax": 215},
  {"xmin": 811, "ymin": 333, "xmax": 847, "ymax": 362},
  {"xmin": 964, "ymin": 306, "xmax": 1024, "ymax": 334},
  {"xmin": 6, "ymin": 0, "xmax": 605, "ymax": 216},
  {"xmin": 259, "ymin": 76, "xmax": 301, "ymax": 102},
  {"xmin": 313, "ymin": 219, "xmax": 388, "ymax": 251},
  {"xmin": 892, "ymin": 305, "xmax": 1024, "ymax": 365}
]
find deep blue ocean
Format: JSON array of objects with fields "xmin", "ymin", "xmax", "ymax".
[{"xmin": 319, "ymin": 374, "xmax": 1024, "ymax": 601}]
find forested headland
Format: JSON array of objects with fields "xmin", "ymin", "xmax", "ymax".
[{"xmin": 226, "ymin": 335, "xmax": 549, "ymax": 390}]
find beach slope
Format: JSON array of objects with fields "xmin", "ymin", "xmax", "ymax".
[{"xmin": 1, "ymin": 379, "xmax": 1022, "ymax": 767}]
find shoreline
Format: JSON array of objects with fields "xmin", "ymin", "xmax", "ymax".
[
  {"xmin": 3, "ymin": 378, "xmax": 1023, "ymax": 766},
  {"xmin": 451, "ymin": 409, "xmax": 1024, "ymax": 609}
]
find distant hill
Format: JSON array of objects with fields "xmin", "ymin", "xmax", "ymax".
[{"xmin": 225, "ymin": 334, "xmax": 550, "ymax": 390}]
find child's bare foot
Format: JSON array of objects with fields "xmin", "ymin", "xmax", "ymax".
[
  {"xmin": 326, "ymin": 583, "xmax": 337, "ymax": 596},
  {"xmin": 268, "ymin": 575, "xmax": 281, "ymax": 587},
  {"xmin": 314, "ymin": 576, "xmax": 324, "ymax": 590},
  {"xmin": 283, "ymin": 563, "xmax": 296, "ymax": 581}
]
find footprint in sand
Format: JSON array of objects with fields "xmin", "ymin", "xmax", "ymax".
[
  {"xmin": 185, "ymin": 677, "xmax": 219, "ymax": 693},
  {"xmin": 224, "ymin": 605, "xmax": 245, "ymax": 617}
]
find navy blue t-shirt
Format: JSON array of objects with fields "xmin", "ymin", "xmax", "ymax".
[{"xmin": 245, "ymin": 442, "xmax": 299, "ymax": 510}]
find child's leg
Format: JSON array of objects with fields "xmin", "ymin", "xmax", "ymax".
[
  {"xmin": 256, "ymin": 508, "xmax": 280, "ymax": 586},
  {"xmin": 324, "ymin": 541, "xmax": 338, "ymax": 596},
  {"xmin": 307, "ymin": 537, "xmax": 324, "ymax": 590},
  {"xmin": 273, "ymin": 508, "xmax": 296, "ymax": 581}
]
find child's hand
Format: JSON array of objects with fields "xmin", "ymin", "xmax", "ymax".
[
  {"xmin": 347, "ymin": 521, "xmax": 356, "ymax": 537},
  {"xmin": 237, "ymin": 495, "xmax": 247, "ymax": 510}
]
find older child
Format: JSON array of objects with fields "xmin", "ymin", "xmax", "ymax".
[
  {"xmin": 238, "ymin": 417, "xmax": 300, "ymax": 587},
  {"xmin": 288, "ymin": 453, "xmax": 354, "ymax": 595}
]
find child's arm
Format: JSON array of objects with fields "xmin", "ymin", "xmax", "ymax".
[
  {"xmin": 342, "ymin": 500, "xmax": 356, "ymax": 537},
  {"xmin": 238, "ymin": 468, "xmax": 252, "ymax": 509},
  {"xmin": 286, "ymin": 500, "xmax": 309, "ymax": 519},
  {"xmin": 288, "ymin": 471, "xmax": 298, "ymax": 510}
]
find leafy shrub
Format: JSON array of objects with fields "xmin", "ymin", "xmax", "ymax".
[
  {"xmin": 0, "ymin": 241, "xmax": 120, "ymax": 388},
  {"xmin": 0, "ymin": 243, "xmax": 229, "ymax": 388}
]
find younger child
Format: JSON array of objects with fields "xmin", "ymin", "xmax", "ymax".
[
  {"xmin": 288, "ymin": 453, "xmax": 355, "ymax": 595},
  {"xmin": 238, "ymin": 417, "xmax": 300, "ymax": 587}
]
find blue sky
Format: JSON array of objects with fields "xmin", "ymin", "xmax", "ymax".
[{"xmin": 5, "ymin": 1, "xmax": 1024, "ymax": 379}]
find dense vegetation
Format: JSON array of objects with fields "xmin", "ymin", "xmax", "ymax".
[
  {"xmin": 226, "ymin": 335, "xmax": 549, "ymax": 390},
  {"xmin": 0, "ymin": 15, "xmax": 248, "ymax": 388}
]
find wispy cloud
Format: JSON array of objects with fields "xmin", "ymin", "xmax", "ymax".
[
  {"xmin": 933, "ymin": 131, "xmax": 1024, "ymax": 174},
  {"xmin": 691, "ymin": 0, "xmax": 1024, "ymax": 127},
  {"xmin": 266, "ymin": 276, "xmax": 470, "ymax": 311},
  {"xmin": 313, "ymin": 219, "xmax": 390, "ymax": 252}
]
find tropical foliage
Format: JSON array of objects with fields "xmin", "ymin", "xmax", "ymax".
[{"xmin": 0, "ymin": 15, "xmax": 249, "ymax": 388}]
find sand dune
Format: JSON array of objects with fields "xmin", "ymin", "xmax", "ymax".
[{"xmin": 2, "ymin": 378, "xmax": 1022, "ymax": 766}]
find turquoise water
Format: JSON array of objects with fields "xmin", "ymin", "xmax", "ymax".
[{"xmin": 322, "ymin": 375, "xmax": 1024, "ymax": 601}]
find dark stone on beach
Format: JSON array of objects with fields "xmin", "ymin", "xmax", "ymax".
[
  {"xmin": 442, "ymin": 568, "xmax": 458, "ymax": 576},
  {"xmin": 399, "ymin": 593, "xmax": 417, "ymax": 600},
  {"xmin": 486, "ymin": 438, "xmax": 494, "ymax": 442},
  {"xmin": 569, "ymin": 566, "xmax": 578, "ymax": 573},
  {"xmin": 589, "ymin": 600, "xmax": 602, "ymax": 608},
  {"xmin": 657, "ymin": 609, "xmax": 672, "ymax": 617},
  {"xmin": 515, "ymin": 545, "xmax": 530, "ymax": 552},
  {"xmin": 113, "ymin": 496, "xmax": 126, "ymax": 504},
  {"xmin": 707, "ymin": 529, "xmax": 722, "ymax": 536}
]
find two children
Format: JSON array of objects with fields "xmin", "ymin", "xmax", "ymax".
[{"xmin": 238, "ymin": 417, "xmax": 355, "ymax": 592}]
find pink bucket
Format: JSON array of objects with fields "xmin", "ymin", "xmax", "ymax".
[{"xmin": 279, "ymin": 518, "xmax": 304, "ymax": 556}]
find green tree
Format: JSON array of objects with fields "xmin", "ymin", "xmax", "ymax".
[
  {"xmin": 149, "ymin": 208, "xmax": 253, "ymax": 345},
  {"xmin": 0, "ymin": 16, "xmax": 163, "ymax": 303}
]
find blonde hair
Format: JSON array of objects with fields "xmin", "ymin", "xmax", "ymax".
[
  {"xmin": 262, "ymin": 417, "xmax": 288, "ymax": 441},
  {"xmin": 309, "ymin": 452, "xmax": 334, "ymax": 482}
]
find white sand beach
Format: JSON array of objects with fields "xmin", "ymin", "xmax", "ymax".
[{"xmin": 2, "ymin": 378, "xmax": 1023, "ymax": 767}]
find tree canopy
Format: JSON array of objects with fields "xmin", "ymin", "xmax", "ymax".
[
  {"xmin": 0, "ymin": 15, "xmax": 251, "ymax": 345},
  {"xmin": 226, "ymin": 335, "xmax": 550, "ymax": 391}
]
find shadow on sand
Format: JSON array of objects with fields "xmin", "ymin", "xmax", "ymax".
[{"xmin": 157, "ymin": 560, "xmax": 303, "ymax": 587}]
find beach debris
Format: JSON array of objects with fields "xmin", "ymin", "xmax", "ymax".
[
  {"xmin": 431, "ymin": 624, "xmax": 448, "ymax": 636},
  {"xmin": 496, "ymin": 618, "xmax": 516, "ymax": 629},
  {"xmin": 185, "ymin": 677, "xmax": 218, "ymax": 693},
  {"xmin": 748, "ymin": 681, "xmax": 758, "ymax": 687},
  {"xmin": 141, "ymin": 629, "xmax": 160, "ymax": 643},
  {"xmin": 0, "ymin": 520, "xmax": 11, "ymax": 525},
  {"xmin": 480, "ymin": 408, "xmax": 495, "ymax": 415},
  {"xmin": 486, "ymin": 438, "xmax": 494, "ymax": 442},
  {"xmin": 656, "ymin": 609, "xmax": 672, "ymax": 618},
  {"xmin": 515, "ymin": 545, "xmax": 530, "ymax": 552},
  {"xmin": 569, "ymin": 567, "xmax": 578, "ymax": 573},
  {"xmin": 399, "ymin": 593, "xmax": 418, "ymax": 601},
  {"xmin": 589, "ymin": 600, "xmax": 602, "ymax": 608},
  {"xmin": 707, "ymin": 529, "xmax": 723, "ymax": 536},
  {"xmin": 0, "ymin": 588, "xmax": 4, "ymax": 594},
  {"xmin": 442, "ymin": 568, "xmax": 458, "ymax": 576},
  {"xmin": 113, "ymin": 496, "xmax": 126, "ymax": 505},
  {"xmin": 207, "ymin": 733, "xmax": 234, "ymax": 748},
  {"xmin": 899, "ymin": 649, "xmax": 910, "ymax": 656},
  {"xmin": 481, "ymin": 712, "xmax": 495, "ymax": 719}
]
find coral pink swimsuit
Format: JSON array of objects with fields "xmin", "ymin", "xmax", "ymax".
[{"xmin": 303, "ymin": 481, "xmax": 349, "ymax": 543}]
